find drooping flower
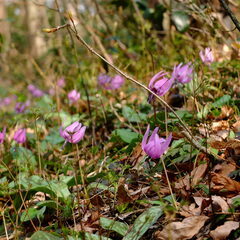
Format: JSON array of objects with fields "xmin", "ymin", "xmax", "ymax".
[
  {"xmin": 15, "ymin": 100, "xmax": 30, "ymax": 113},
  {"xmin": 0, "ymin": 127, "xmax": 6, "ymax": 144},
  {"xmin": 98, "ymin": 74, "xmax": 124, "ymax": 90},
  {"xmin": 60, "ymin": 121, "xmax": 86, "ymax": 144},
  {"xmin": 172, "ymin": 63, "xmax": 193, "ymax": 84},
  {"xmin": 142, "ymin": 125, "xmax": 172, "ymax": 159},
  {"xmin": 199, "ymin": 48, "xmax": 214, "ymax": 65},
  {"xmin": 68, "ymin": 90, "xmax": 80, "ymax": 104},
  {"xmin": 28, "ymin": 84, "xmax": 44, "ymax": 97},
  {"xmin": 148, "ymin": 71, "xmax": 173, "ymax": 102},
  {"xmin": 13, "ymin": 128, "xmax": 27, "ymax": 144}
]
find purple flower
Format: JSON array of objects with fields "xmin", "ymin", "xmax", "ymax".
[
  {"xmin": 172, "ymin": 63, "xmax": 193, "ymax": 84},
  {"xmin": 15, "ymin": 101, "xmax": 30, "ymax": 113},
  {"xmin": 148, "ymin": 71, "xmax": 173, "ymax": 102},
  {"xmin": 13, "ymin": 128, "xmax": 27, "ymax": 144},
  {"xmin": 57, "ymin": 77, "xmax": 66, "ymax": 88},
  {"xmin": 199, "ymin": 48, "xmax": 214, "ymax": 65},
  {"xmin": 28, "ymin": 84, "xmax": 44, "ymax": 97},
  {"xmin": 2, "ymin": 97, "xmax": 12, "ymax": 105},
  {"xmin": 68, "ymin": 90, "xmax": 80, "ymax": 104},
  {"xmin": 142, "ymin": 125, "xmax": 172, "ymax": 159},
  {"xmin": 0, "ymin": 127, "xmax": 6, "ymax": 144},
  {"xmin": 60, "ymin": 121, "xmax": 86, "ymax": 144},
  {"xmin": 98, "ymin": 74, "xmax": 124, "ymax": 90}
]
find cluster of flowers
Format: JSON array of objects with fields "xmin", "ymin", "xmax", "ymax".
[
  {"xmin": 149, "ymin": 48, "xmax": 214, "ymax": 100},
  {"xmin": 0, "ymin": 48, "xmax": 214, "ymax": 160},
  {"xmin": 98, "ymin": 74, "xmax": 125, "ymax": 90},
  {"xmin": 0, "ymin": 128, "xmax": 26, "ymax": 144}
]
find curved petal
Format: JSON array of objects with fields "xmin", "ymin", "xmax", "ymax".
[
  {"xmin": 149, "ymin": 127, "xmax": 159, "ymax": 142},
  {"xmin": 159, "ymin": 133, "xmax": 172, "ymax": 157},
  {"xmin": 71, "ymin": 126, "xmax": 86, "ymax": 143},
  {"xmin": 141, "ymin": 125, "xmax": 150, "ymax": 149},
  {"xmin": 149, "ymin": 71, "xmax": 166, "ymax": 89},
  {"xmin": 65, "ymin": 121, "xmax": 81, "ymax": 133}
]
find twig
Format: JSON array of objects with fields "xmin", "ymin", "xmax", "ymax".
[
  {"xmin": 46, "ymin": 22, "xmax": 222, "ymax": 160},
  {"xmin": 219, "ymin": 0, "xmax": 240, "ymax": 32},
  {"xmin": 67, "ymin": 26, "xmax": 191, "ymax": 134}
]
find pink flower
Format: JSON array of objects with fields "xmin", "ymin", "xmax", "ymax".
[
  {"xmin": 148, "ymin": 71, "xmax": 173, "ymax": 102},
  {"xmin": 68, "ymin": 90, "xmax": 80, "ymax": 104},
  {"xmin": 142, "ymin": 125, "xmax": 172, "ymax": 159},
  {"xmin": 199, "ymin": 48, "xmax": 214, "ymax": 65},
  {"xmin": 60, "ymin": 121, "xmax": 86, "ymax": 144},
  {"xmin": 57, "ymin": 78, "xmax": 66, "ymax": 88},
  {"xmin": 172, "ymin": 63, "xmax": 193, "ymax": 84},
  {"xmin": 28, "ymin": 84, "xmax": 44, "ymax": 97},
  {"xmin": 2, "ymin": 97, "xmax": 11, "ymax": 105},
  {"xmin": 15, "ymin": 101, "xmax": 30, "ymax": 113},
  {"xmin": 13, "ymin": 128, "xmax": 27, "ymax": 144},
  {"xmin": 0, "ymin": 127, "xmax": 6, "ymax": 144},
  {"xmin": 98, "ymin": 74, "xmax": 124, "ymax": 90}
]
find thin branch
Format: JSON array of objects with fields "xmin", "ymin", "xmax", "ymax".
[
  {"xmin": 219, "ymin": 0, "xmax": 240, "ymax": 32},
  {"xmin": 67, "ymin": 25, "xmax": 192, "ymax": 135},
  {"xmin": 46, "ymin": 22, "xmax": 222, "ymax": 159}
]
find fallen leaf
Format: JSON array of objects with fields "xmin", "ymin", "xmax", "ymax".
[
  {"xmin": 211, "ymin": 172, "xmax": 240, "ymax": 195},
  {"xmin": 218, "ymin": 106, "xmax": 234, "ymax": 120},
  {"xmin": 213, "ymin": 161, "xmax": 236, "ymax": 177},
  {"xmin": 194, "ymin": 196, "xmax": 229, "ymax": 213},
  {"xmin": 179, "ymin": 203, "xmax": 201, "ymax": 217},
  {"xmin": 175, "ymin": 163, "xmax": 207, "ymax": 190},
  {"xmin": 210, "ymin": 221, "xmax": 239, "ymax": 240},
  {"xmin": 212, "ymin": 121, "xmax": 229, "ymax": 132},
  {"xmin": 154, "ymin": 216, "xmax": 209, "ymax": 240},
  {"xmin": 233, "ymin": 117, "xmax": 240, "ymax": 132},
  {"xmin": 117, "ymin": 178, "xmax": 134, "ymax": 204}
]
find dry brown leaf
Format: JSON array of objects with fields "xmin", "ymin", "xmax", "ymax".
[
  {"xmin": 212, "ymin": 121, "xmax": 229, "ymax": 132},
  {"xmin": 233, "ymin": 118, "xmax": 240, "ymax": 132},
  {"xmin": 210, "ymin": 221, "xmax": 239, "ymax": 240},
  {"xmin": 210, "ymin": 139, "xmax": 240, "ymax": 150},
  {"xmin": 179, "ymin": 203, "xmax": 201, "ymax": 217},
  {"xmin": 218, "ymin": 106, "xmax": 234, "ymax": 120},
  {"xmin": 154, "ymin": 216, "xmax": 209, "ymax": 240},
  {"xmin": 213, "ymin": 161, "xmax": 236, "ymax": 177},
  {"xmin": 130, "ymin": 144, "xmax": 146, "ymax": 169},
  {"xmin": 194, "ymin": 196, "xmax": 229, "ymax": 213},
  {"xmin": 175, "ymin": 163, "xmax": 207, "ymax": 191},
  {"xmin": 211, "ymin": 172, "xmax": 240, "ymax": 195}
]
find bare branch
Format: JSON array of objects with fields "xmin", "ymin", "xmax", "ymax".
[{"xmin": 219, "ymin": 0, "xmax": 240, "ymax": 32}]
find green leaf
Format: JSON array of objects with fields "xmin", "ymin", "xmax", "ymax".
[
  {"xmin": 122, "ymin": 106, "xmax": 146, "ymax": 123},
  {"xmin": 100, "ymin": 217, "xmax": 129, "ymax": 236},
  {"xmin": 17, "ymin": 175, "xmax": 71, "ymax": 201},
  {"xmin": 21, "ymin": 206, "xmax": 46, "ymax": 222},
  {"xmin": 35, "ymin": 95, "xmax": 55, "ymax": 113},
  {"xmin": 211, "ymin": 95, "xmax": 231, "ymax": 108},
  {"xmin": 172, "ymin": 11, "xmax": 190, "ymax": 33},
  {"xmin": 67, "ymin": 232, "xmax": 112, "ymax": 240},
  {"xmin": 113, "ymin": 129, "xmax": 139, "ymax": 143},
  {"xmin": 36, "ymin": 200, "xmax": 58, "ymax": 209},
  {"xmin": 11, "ymin": 147, "xmax": 37, "ymax": 171},
  {"xmin": 122, "ymin": 206, "xmax": 163, "ymax": 240},
  {"xmin": 48, "ymin": 180, "xmax": 71, "ymax": 200},
  {"xmin": 45, "ymin": 128, "xmax": 65, "ymax": 144},
  {"xmin": 31, "ymin": 231, "xmax": 62, "ymax": 240}
]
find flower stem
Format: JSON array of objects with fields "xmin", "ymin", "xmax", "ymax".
[
  {"xmin": 76, "ymin": 144, "xmax": 89, "ymax": 201},
  {"xmin": 160, "ymin": 157, "xmax": 178, "ymax": 210}
]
